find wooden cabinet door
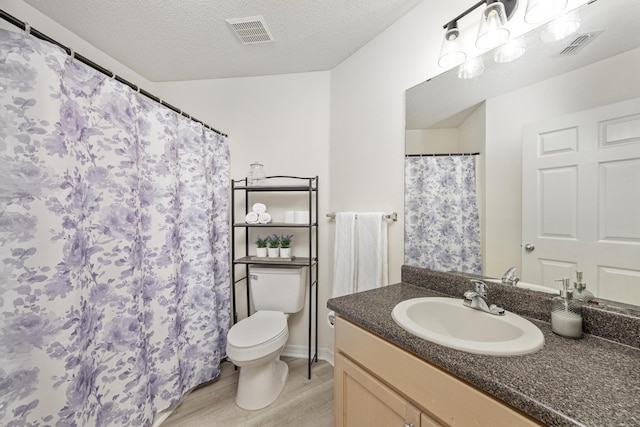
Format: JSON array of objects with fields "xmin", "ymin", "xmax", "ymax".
[
  {"xmin": 421, "ymin": 412, "xmax": 445, "ymax": 427},
  {"xmin": 335, "ymin": 352, "xmax": 424, "ymax": 427}
]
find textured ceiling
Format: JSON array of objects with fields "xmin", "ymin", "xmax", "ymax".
[{"xmin": 22, "ymin": 0, "xmax": 422, "ymax": 82}]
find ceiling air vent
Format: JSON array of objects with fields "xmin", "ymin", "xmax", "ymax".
[
  {"xmin": 556, "ymin": 30, "xmax": 604, "ymax": 56},
  {"xmin": 226, "ymin": 15, "xmax": 274, "ymax": 44}
]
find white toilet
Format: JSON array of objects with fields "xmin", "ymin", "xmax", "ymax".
[{"xmin": 226, "ymin": 265, "xmax": 307, "ymax": 410}]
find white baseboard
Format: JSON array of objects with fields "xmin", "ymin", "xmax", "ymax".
[{"xmin": 282, "ymin": 345, "xmax": 334, "ymax": 367}]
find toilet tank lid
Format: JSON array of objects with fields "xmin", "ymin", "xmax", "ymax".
[
  {"xmin": 249, "ymin": 265, "xmax": 306, "ymax": 274},
  {"xmin": 228, "ymin": 310, "xmax": 287, "ymax": 348}
]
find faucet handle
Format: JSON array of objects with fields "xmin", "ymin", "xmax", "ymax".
[
  {"xmin": 470, "ymin": 280, "xmax": 488, "ymax": 297},
  {"xmin": 489, "ymin": 304, "xmax": 506, "ymax": 315}
]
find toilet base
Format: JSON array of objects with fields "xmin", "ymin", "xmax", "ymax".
[{"xmin": 236, "ymin": 357, "xmax": 289, "ymax": 410}]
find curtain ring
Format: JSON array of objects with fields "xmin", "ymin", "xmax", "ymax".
[
  {"xmin": 69, "ymin": 48, "xmax": 75, "ymax": 59},
  {"xmin": 24, "ymin": 22, "xmax": 31, "ymax": 35}
]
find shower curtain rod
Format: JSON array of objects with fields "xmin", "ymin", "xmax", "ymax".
[
  {"xmin": 0, "ymin": 9, "xmax": 228, "ymax": 138},
  {"xmin": 405, "ymin": 152, "xmax": 480, "ymax": 157}
]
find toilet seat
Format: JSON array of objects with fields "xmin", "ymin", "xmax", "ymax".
[{"xmin": 227, "ymin": 311, "xmax": 288, "ymax": 362}]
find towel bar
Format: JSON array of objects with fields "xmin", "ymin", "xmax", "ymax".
[{"xmin": 326, "ymin": 212, "xmax": 397, "ymax": 222}]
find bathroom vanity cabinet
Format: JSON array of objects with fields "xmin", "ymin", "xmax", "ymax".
[
  {"xmin": 230, "ymin": 175, "xmax": 319, "ymax": 378},
  {"xmin": 334, "ymin": 316, "xmax": 542, "ymax": 427}
]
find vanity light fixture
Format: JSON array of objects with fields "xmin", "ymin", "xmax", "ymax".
[
  {"xmin": 438, "ymin": 0, "xmax": 571, "ymax": 69},
  {"xmin": 524, "ymin": 0, "xmax": 568, "ymax": 24},
  {"xmin": 438, "ymin": 0, "xmax": 517, "ymax": 68}
]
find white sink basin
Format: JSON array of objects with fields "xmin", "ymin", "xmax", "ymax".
[
  {"xmin": 392, "ymin": 297, "xmax": 544, "ymax": 356},
  {"xmin": 486, "ymin": 279, "xmax": 559, "ymax": 295}
]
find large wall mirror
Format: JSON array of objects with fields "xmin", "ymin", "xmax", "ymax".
[{"xmin": 405, "ymin": 0, "xmax": 640, "ymax": 308}]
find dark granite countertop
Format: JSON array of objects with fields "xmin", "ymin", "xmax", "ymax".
[{"xmin": 328, "ymin": 282, "xmax": 640, "ymax": 427}]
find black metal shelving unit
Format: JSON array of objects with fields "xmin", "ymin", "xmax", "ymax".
[{"xmin": 230, "ymin": 175, "xmax": 319, "ymax": 379}]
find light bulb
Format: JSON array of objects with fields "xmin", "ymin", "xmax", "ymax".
[
  {"xmin": 438, "ymin": 25, "xmax": 467, "ymax": 68},
  {"xmin": 476, "ymin": 2, "xmax": 510, "ymax": 50}
]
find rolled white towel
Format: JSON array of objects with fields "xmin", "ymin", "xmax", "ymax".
[
  {"xmin": 252, "ymin": 203, "xmax": 266, "ymax": 213},
  {"xmin": 245, "ymin": 212, "xmax": 259, "ymax": 224},
  {"xmin": 258, "ymin": 212, "xmax": 271, "ymax": 224}
]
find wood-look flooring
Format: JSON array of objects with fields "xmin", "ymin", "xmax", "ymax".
[{"xmin": 161, "ymin": 357, "xmax": 334, "ymax": 427}]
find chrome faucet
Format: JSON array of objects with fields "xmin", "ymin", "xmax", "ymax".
[
  {"xmin": 502, "ymin": 267, "xmax": 520, "ymax": 286},
  {"xmin": 463, "ymin": 280, "xmax": 505, "ymax": 316}
]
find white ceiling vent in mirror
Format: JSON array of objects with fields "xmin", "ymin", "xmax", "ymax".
[
  {"xmin": 555, "ymin": 30, "xmax": 604, "ymax": 56},
  {"xmin": 226, "ymin": 15, "xmax": 275, "ymax": 44}
]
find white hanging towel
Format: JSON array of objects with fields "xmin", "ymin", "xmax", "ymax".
[
  {"xmin": 331, "ymin": 212, "xmax": 357, "ymax": 298},
  {"xmin": 356, "ymin": 212, "xmax": 388, "ymax": 292}
]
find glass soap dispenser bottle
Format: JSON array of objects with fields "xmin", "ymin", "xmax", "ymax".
[
  {"xmin": 573, "ymin": 271, "xmax": 594, "ymax": 302},
  {"xmin": 551, "ymin": 278, "xmax": 583, "ymax": 339}
]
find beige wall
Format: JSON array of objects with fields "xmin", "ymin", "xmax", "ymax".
[{"xmin": 405, "ymin": 129, "xmax": 459, "ymax": 154}]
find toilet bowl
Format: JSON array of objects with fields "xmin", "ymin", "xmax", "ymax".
[
  {"xmin": 226, "ymin": 265, "xmax": 307, "ymax": 410},
  {"xmin": 227, "ymin": 310, "xmax": 289, "ymax": 410}
]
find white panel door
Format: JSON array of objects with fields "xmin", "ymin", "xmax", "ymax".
[{"xmin": 522, "ymin": 98, "xmax": 640, "ymax": 303}]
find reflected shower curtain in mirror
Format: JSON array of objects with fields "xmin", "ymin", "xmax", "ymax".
[
  {"xmin": 404, "ymin": 156, "xmax": 481, "ymax": 274},
  {"xmin": 0, "ymin": 29, "xmax": 230, "ymax": 426}
]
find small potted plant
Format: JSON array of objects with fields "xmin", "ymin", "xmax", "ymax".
[
  {"xmin": 279, "ymin": 234, "xmax": 293, "ymax": 258},
  {"xmin": 255, "ymin": 235, "xmax": 268, "ymax": 257},
  {"xmin": 266, "ymin": 234, "xmax": 280, "ymax": 258}
]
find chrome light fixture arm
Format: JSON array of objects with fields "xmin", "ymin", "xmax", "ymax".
[{"xmin": 441, "ymin": 0, "xmax": 518, "ymax": 31}]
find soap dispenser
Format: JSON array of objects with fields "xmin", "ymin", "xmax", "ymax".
[
  {"xmin": 573, "ymin": 271, "xmax": 594, "ymax": 302},
  {"xmin": 551, "ymin": 278, "xmax": 583, "ymax": 339}
]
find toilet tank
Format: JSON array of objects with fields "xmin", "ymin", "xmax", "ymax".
[{"xmin": 249, "ymin": 265, "xmax": 308, "ymax": 313}]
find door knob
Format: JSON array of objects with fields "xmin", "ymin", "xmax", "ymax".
[{"xmin": 524, "ymin": 243, "xmax": 535, "ymax": 252}]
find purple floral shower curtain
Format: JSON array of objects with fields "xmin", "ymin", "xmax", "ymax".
[
  {"xmin": 404, "ymin": 156, "xmax": 481, "ymax": 274},
  {"xmin": 0, "ymin": 29, "xmax": 230, "ymax": 426}
]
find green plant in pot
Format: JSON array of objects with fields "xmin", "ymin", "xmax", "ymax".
[
  {"xmin": 280, "ymin": 234, "xmax": 293, "ymax": 258},
  {"xmin": 266, "ymin": 234, "xmax": 280, "ymax": 258},
  {"xmin": 255, "ymin": 235, "xmax": 268, "ymax": 257}
]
